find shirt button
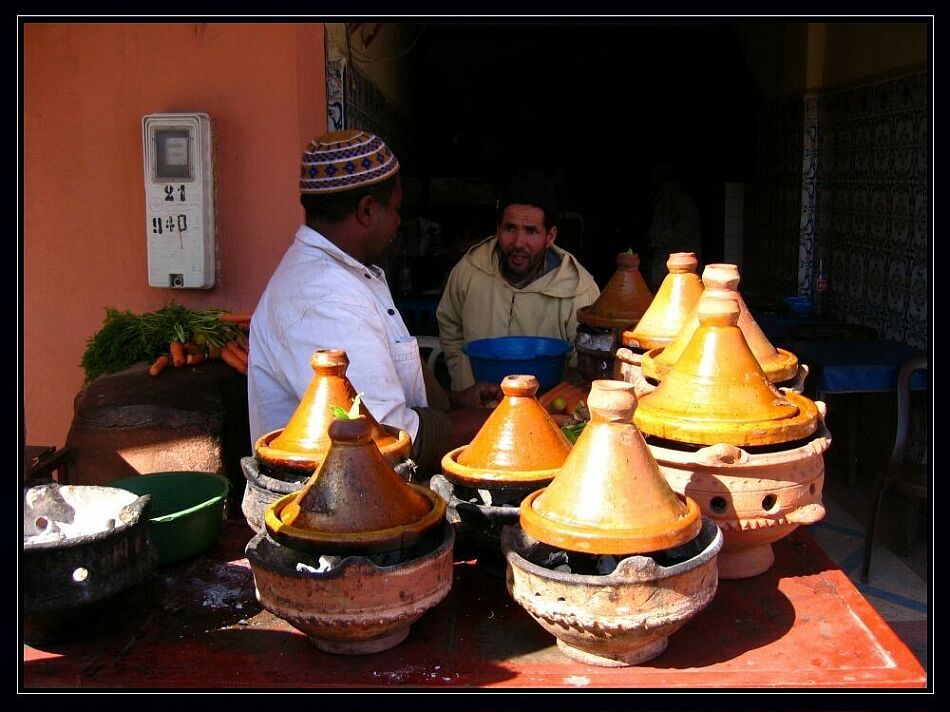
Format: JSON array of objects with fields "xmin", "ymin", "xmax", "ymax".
[{"xmin": 387, "ymin": 308, "xmax": 395, "ymax": 315}]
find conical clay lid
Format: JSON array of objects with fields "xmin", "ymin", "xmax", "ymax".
[
  {"xmin": 634, "ymin": 293, "xmax": 819, "ymax": 447},
  {"xmin": 640, "ymin": 263, "xmax": 798, "ymax": 383},
  {"xmin": 256, "ymin": 349, "xmax": 410, "ymax": 474},
  {"xmin": 622, "ymin": 252, "xmax": 703, "ymax": 351},
  {"xmin": 264, "ymin": 416, "xmax": 444, "ymax": 554},
  {"xmin": 519, "ymin": 380, "xmax": 701, "ymax": 555},
  {"xmin": 442, "ymin": 375, "xmax": 573, "ymax": 488},
  {"xmin": 576, "ymin": 252, "xmax": 654, "ymax": 329}
]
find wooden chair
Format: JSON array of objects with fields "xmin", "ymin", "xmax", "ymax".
[{"xmin": 860, "ymin": 355, "xmax": 929, "ymax": 583}]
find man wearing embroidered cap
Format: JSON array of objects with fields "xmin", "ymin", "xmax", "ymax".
[
  {"xmin": 249, "ymin": 130, "xmax": 499, "ymax": 476},
  {"xmin": 436, "ymin": 169, "xmax": 601, "ymax": 390}
]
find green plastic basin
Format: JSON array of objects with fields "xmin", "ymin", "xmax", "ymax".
[{"xmin": 110, "ymin": 472, "xmax": 230, "ymax": 566}]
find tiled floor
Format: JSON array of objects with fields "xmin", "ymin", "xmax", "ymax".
[{"xmin": 806, "ymin": 463, "xmax": 930, "ymax": 671}]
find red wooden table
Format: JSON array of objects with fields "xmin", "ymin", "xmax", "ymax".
[{"xmin": 21, "ymin": 519, "xmax": 927, "ymax": 689}]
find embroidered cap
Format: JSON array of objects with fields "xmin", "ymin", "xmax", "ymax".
[{"xmin": 300, "ymin": 130, "xmax": 400, "ymax": 194}]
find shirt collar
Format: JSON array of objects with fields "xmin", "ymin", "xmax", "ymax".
[{"xmin": 295, "ymin": 224, "xmax": 385, "ymax": 278}]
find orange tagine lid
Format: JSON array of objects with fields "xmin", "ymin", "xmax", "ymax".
[
  {"xmin": 634, "ymin": 293, "xmax": 819, "ymax": 447},
  {"xmin": 576, "ymin": 251, "xmax": 654, "ymax": 330},
  {"xmin": 255, "ymin": 349, "xmax": 411, "ymax": 474},
  {"xmin": 622, "ymin": 252, "xmax": 704, "ymax": 351},
  {"xmin": 441, "ymin": 375, "xmax": 573, "ymax": 489},
  {"xmin": 519, "ymin": 380, "xmax": 702, "ymax": 555},
  {"xmin": 263, "ymin": 415, "xmax": 444, "ymax": 555},
  {"xmin": 640, "ymin": 263, "xmax": 799, "ymax": 384}
]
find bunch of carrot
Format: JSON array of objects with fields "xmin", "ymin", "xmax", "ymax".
[{"xmin": 149, "ymin": 312, "xmax": 252, "ymax": 377}]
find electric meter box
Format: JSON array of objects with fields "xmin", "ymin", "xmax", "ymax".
[{"xmin": 142, "ymin": 113, "xmax": 216, "ymax": 288}]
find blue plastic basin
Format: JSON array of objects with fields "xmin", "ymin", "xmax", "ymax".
[{"xmin": 463, "ymin": 336, "xmax": 572, "ymax": 393}]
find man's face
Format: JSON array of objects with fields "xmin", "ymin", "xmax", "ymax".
[
  {"xmin": 366, "ymin": 177, "xmax": 403, "ymax": 263},
  {"xmin": 496, "ymin": 204, "xmax": 556, "ymax": 279}
]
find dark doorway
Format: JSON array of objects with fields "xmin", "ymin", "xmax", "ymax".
[{"xmin": 415, "ymin": 21, "xmax": 761, "ymax": 287}]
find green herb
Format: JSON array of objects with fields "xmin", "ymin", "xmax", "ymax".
[
  {"xmin": 80, "ymin": 304, "xmax": 244, "ymax": 382},
  {"xmin": 331, "ymin": 393, "xmax": 365, "ymax": 420},
  {"xmin": 561, "ymin": 422, "xmax": 586, "ymax": 444}
]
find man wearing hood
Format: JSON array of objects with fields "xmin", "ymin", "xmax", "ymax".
[{"xmin": 436, "ymin": 169, "xmax": 600, "ymax": 391}]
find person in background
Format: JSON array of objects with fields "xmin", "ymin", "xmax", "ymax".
[
  {"xmin": 644, "ymin": 159, "xmax": 702, "ymax": 290},
  {"xmin": 436, "ymin": 169, "xmax": 600, "ymax": 391},
  {"xmin": 248, "ymin": 130, "xmax": 499, "ymax": 477}
]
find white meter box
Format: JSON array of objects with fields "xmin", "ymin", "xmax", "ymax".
[{"xmin": 142, "ymin": 113, "xmax": 215, "ymax": 288}]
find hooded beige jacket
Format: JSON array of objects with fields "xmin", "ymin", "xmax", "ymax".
[{"xmin": 436, "ymin": 236, "xmax": 600, "ymax": 390}]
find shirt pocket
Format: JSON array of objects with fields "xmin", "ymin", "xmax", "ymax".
[{"xmin": 391, "ymin": 337, "xmax": 427, "ymax": 407}]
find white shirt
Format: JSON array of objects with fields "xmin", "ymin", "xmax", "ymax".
[{"xmin": 247, "ymin": 225, "xmax": 427, "ymax": 445}]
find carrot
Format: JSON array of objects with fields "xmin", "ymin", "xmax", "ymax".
[
  {"xmin": 219, "ymin": 346, "xmax": 248, "ymax": 374},
  {"xmin": 185, "ymin": 342, "xmax": 202, "ymax": 355},
  {"xmin": 186, "ymin": 352, "xmax": 206, "ymax": 366},
  {"xmin": 169, "ymin": 340, "xmax": 187, "ymax": 367},
  {"xmin": 149, "ymin": 354, "xmax": 170, "ymax": 376},
  {"xmin": 224, "ymin": 340, "xmax": 248, "ymax": 366},
  {"xmin": 207, "ymin": 345, "xmax": 222, "ymax": 360},
  {"xmin": 218, "ymin": 312, "xmax": 253, "ymax": 324}
]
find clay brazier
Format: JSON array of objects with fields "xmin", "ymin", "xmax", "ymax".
[
  {"xmin": 247, "ymin": 416, "xmax": 452, "ymax": 654},
  {"xmin": 635, "ymin": 293, "xmax": 829, "ymax": 578},
  {"xmin": 504, "ymin": 380, "xmax": 721, "ymax": 666}
]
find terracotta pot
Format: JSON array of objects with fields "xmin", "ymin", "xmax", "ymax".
[
  {"xmin": 255, "ymin": 349, "xmax": 411, "ymax": 475},
  {"xmin": 648, "ymin": 414, "xmax": 830, "ymax": 579},
  {"xmin": 442, "ymin": 375, "xmax": 572, "ymax": 489},
  {"xmin": 634, "ymin": 293, "xmax": 819, "ymax": 448},
  {"xmin": 622, "ymin": 252, "xmax": 703, "ymax": 351},
  {"xmin": 576, "ymin": 252, "xmax": 653, "ymax": 330},
  {"xmin": 247, "ymin": 521, "xmax": 455, "ymax": 654},
  {"xmin": 503, "ymin": 519, "xmax": 722, "ymax": 666},
  {"xmin": 265, "ymin": 416, "xmax": 444, "ymax": 555},
  {"xmin": 520, "ymin": 380, "xmax": 701, "ymax": 555},
  {"xmin": 640, "ymin": 264, "xmax": 799, "ymax": 385}
]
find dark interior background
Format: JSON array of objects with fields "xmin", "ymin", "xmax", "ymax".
[{"xmin": 409, "ymin": 21, "xmax": 761, "ymax": 287}]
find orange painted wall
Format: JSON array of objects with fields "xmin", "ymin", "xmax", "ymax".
[{"xmin": 22, "ymin": 22, "xmax": 327, "ymax": 447}]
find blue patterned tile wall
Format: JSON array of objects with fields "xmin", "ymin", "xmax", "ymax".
[
  {"xmin": 816, "ymin": 71, "xmax": 930, "ymax": 350},
  {"xmin": 746, "ymin": 71, "xmax": 931, "ymax": 469},
  {"xmin": 746, "ymin": 70, "xmax": 930, "ymax": 352}
]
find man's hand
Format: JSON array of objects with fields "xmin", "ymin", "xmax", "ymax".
[{"xmin": 450, "ymin": 381, "xmax": 502, "ymax": 409}]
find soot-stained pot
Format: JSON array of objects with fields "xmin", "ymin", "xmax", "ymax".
[{"xmin": 22, "ymin": 482, "xmax": 158, "ymax": 643}]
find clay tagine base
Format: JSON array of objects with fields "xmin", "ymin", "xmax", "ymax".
[
  {"xmin": 502, "ymin": 519, "xmax": 722, "ymax": 667},
  {"xmin": 247, "ymin": 521, "xmax": 455, "ymax": 655},
  {"xmin": 646, "ymin": 416, "xmax": 830, "ymax": 579},
  {"xmin": 430, "ymin": 474, "xmax": 533, "ymax": 577},
  {"xmin": 717, "ymin": 544, "xmax": 775, "ymax": 580},
  {"xmin": 241, "ymin": 456, "xmax": 310, "ymax": 534}
]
